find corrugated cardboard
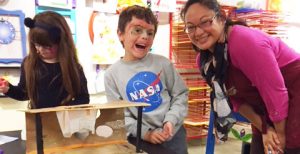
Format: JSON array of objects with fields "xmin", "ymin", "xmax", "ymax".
[{"xmin": 20, "ymin": 101, "xmax": 149, "ymax": 154}]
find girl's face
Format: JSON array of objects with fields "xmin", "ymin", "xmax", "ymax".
[
  {"xmin": 184, "ymin": 3, "xmax": 224, "ymax": 51},
  {"xmin": 118, "ymin": 17, "xmax": 155, "ymax": 61},
  {"xmin": 34, "ymin": 43, "xmax": 58, "ymax": 62}
]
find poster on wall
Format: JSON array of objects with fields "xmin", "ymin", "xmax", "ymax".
[
  {"xmin": 36, "ymin": 0, "xmax": 75, "ymax": 9},
  {"xmin": 117, "ymin": 0, "xmax": 147, "ymax": 13},
  {"xmin": 278, "ymin": 0, "xmax": 300, "ymax": 53},
  {"xmin": 218, "ymin": 0, "xmax": 266, "ymax": 10},
  {"xmin": 151, "ymin": 0, "xmax": 176, "ymax": 12},
  {"xmin": 0, "ymin": 9, "xmax": 27, "ymax": 66},
  {"xmin": 93, "ymin": 0, "xmax": 118, "ymax": 13},
  {"xmin": 236, "ymin": 0, "xmax": 266, "ymax": 9},
  {"xmin": 89, "ymin": 12, "xmax": 124, "ymax": 64},
  {"xmin": 267, "ymin": 0, "xmax": 282, "ymax": 11}
]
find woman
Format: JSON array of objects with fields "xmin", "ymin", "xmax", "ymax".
[
  {"xmin": 180, "ymin": 0, "xmax": 300, "ymax": 153},
  {"xmin": 0, "ymin": 11, "xmax": 89, "ymax": 108}
]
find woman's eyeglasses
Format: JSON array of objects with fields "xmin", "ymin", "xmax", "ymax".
[{"xmin": 184, "ymin": 14, "xmax": 217, "ymax": 34}]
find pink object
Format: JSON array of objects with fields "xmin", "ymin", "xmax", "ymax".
[{"xmin": 228, "ymin": 25, "xmax": 300, "ymax": 122}]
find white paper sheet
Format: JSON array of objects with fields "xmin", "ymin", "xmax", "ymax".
[{"xmin": 0, "ymin": 135, "xmax": 18, "ymax": 145}]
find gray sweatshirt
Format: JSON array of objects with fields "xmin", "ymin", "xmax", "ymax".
[{"xmin": 104, "ymin": 53, "xmax": 188, "ymax": 140}]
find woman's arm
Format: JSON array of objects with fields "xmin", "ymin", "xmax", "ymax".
[
  {"xmin": 273, "ymin": 119, "xmax": 286, "ymax": 152},
  {"xmin": 238, "ymin": 103, "xmax": 263, "ymax": 131},
  {"xmin": 229, "ymin": 26, "xmax": 289, "ymax": 123},
  {"xmin": 238, "ymin": 103, "xmax": 284, "ymax": 153}
]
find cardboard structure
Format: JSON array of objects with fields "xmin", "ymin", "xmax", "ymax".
[{"xmin": 21, "ymin": 101, "xmax": 149, "ymax": 154}]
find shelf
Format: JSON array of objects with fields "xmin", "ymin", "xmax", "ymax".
[
  {"xmin": 184, "ymin": 118, "xmax": 209, "ymax": 126},
  {"xmin": 172, "ymin": 2, "xmax": 211, "ymax": 140},
  {"xmin": 189, "ymin": 87, "xmax": 210, "ymax": 91},
  {"xmin": 184, "ymin": 124, "xmax": 208, "ymax": 140},
  {"xmin": 188, "ymin": 98, "xmax": 210, "ymax": 104}
]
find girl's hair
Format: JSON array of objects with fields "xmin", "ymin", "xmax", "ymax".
[
  {"xmin": 118, "ymin": 5, "xmax": 158, "ymax": 34},
  {"xmin": 25, "ymin": 11, "xmax": 82, "ymax": 108}
]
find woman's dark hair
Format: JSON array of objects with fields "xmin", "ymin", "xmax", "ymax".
[{"xmin": 180, "ymin": 0, "xmax": 223, "ymax": 22}]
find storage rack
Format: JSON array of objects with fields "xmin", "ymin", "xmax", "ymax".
[
  {"xmin": 171, "ymin": 0, "xmax": 211, "ymax": 140},
  {"xmin": 234, "ymin": 9, "xmax": 288, "ymax": 39}
]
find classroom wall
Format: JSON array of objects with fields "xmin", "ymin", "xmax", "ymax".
[
  {"xmin": 0, "ymin": 0, "xmax": 36, "ymax": 95},
  {"xmin": 2, "ymin": 0, "xmax": 300, "ymax": 132},
  {"xmin": 0, "ymin": 0, "xmax": 171, "ymax": 95},
  {"xmin": 0, "ymin": 0, "xmax": 170, "ymax": 131}
]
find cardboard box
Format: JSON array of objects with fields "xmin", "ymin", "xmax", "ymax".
[{"xmin": 20, "ymin": 101, "xmax": 149, "ymax": 154}]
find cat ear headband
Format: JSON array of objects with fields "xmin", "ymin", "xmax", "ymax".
[{"xmin": 24, "ymin": 17, "xmax": 61, "ymax": 43}]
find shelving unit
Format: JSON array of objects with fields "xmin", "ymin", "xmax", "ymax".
[
  {"xmin": 171, "ymin": 0, "xmax": 211, "ymax": 140},
  {"xmin": 234, "ymin": 9, "xmax": 288, "ymax": 39}
]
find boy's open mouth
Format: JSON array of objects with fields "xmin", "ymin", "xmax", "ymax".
[{"xmin": 135, "ymin": 43, "xmax": 146, "ymax": 49}]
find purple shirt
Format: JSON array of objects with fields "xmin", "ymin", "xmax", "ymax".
[{"xmin": 227, "ymin": 25, "xmax": 300, "ymax": 122}]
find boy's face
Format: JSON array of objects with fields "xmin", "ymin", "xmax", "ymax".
[{"xmin": 118, "ymin": 17, "xmax": 155, "ymax": 61}]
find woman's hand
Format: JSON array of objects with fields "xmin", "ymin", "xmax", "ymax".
[
  {"xmin": 0, "ymin": 77, "xmax": 9, "ymax": 94},
  {"xmin": 276, "ymin": 132, "xmax": 286, "ymax": 153},
  {"xmin": 263, "ymin": 126, "xmax": 283, "ymax": 154},
  {"xmin": 273, "ymin": 119, "xmax": 286, "ymax": 153}
]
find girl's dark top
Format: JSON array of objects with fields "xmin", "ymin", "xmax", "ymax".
[{"xmin": 5, "ymin": 59, "xmax": 90, "ymax": 108}]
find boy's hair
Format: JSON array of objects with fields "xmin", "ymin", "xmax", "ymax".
[
  {"xmin": 118, "ymin": 5, "xmax": 158, "ymax": 35},
  {"xmin": 25, "ymin": 11, "xmax": 82, "ymax": 108}
]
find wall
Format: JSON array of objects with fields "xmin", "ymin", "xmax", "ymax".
[
  {"xmin": 0, "ymin": 1, "xmax": 35, "ymax": 132},
  {"xmin": 0, "ymin": 0, "xmax": 36, "ymax": 94},
  {"xmin": 281, "ymin": 0, "xmax": 300, "ymax": 53},
  {"xmin": 75, "ymin": 0, "xmax": 170, "ymax": 94},
  {"xmin": 0, "ymin": 0, "xmax": 171, "ymax": 95},
  {"xmin": 218, "ymin": 0, "xmax": 266, "ymax": 9},
  {"xmin": 0, "ymin": 0, "xmax": 170, "ymax": 131}
]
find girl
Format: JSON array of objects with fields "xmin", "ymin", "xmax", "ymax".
[{"xmin": 0, "ymin": 11, "xmax": 89, "ymax": 108}]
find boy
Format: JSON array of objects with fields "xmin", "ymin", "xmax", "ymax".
[{"xmin": 104, "ymin": 5, "xmax": 189, "ymax": 154}]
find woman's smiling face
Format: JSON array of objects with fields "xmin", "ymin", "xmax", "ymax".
[{"xmin": 184, "ymin": 3, "xmax": 224, "ymax": 51}]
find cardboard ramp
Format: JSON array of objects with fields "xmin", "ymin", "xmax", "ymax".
[{"xmin": 21, "ymin": 101, "xmax": 149, "ymax": 154}]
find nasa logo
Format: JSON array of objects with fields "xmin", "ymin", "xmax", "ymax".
[{"xmin": 126, "ymin": 71, "xmax": 163, "ymax": 112}]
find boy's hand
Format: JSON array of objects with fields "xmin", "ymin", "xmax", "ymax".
[
  {"xmin": 163, "ymin": 121, "xmax": 174, "ymax": 139},
  {"xmin": 263, "ymin": 126, "xmax": 283, "ymax": 154},
  {"xmin": 0, "ymin": 77, "xmax": 9, "ymax": 94},
  {"xmin": 144, "ymin": 129, "xmax": 169, "ymax": 144}
]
